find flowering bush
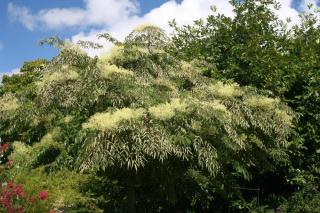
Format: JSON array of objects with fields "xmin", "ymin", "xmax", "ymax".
[{"xmin": 0, "ymin": 180, "xmax": 51, "ymax": 213}]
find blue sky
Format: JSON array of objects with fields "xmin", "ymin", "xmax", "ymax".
[
  {"xmin": 0, "ymin": 0, "xmax": 173, "ymax": 75},
  {"xmin": 0, "ymin": 0, "xmax": 317, "ymax": 78}
]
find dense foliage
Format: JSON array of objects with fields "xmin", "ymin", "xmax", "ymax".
[
  {"xmin": 0, "ymin": 0, "xmax": 319, "ymax": 212},
  {"xmin": 170, "ymin": 0, "xmax": 320, "ymax": 211}
]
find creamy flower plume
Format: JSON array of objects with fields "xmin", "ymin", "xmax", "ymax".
[{"xmin": 83, "ymin": 108, "xmax": 145, "ymax": 131}]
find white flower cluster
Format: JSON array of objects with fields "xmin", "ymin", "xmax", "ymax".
[
  {"xmin": 97, "ymin": 62, "xmax": 133, "ymax": 79},
  {"xmin": 148, "ymin": 98, "xmax": 188, "ymax": 120},
  {"xmin": 45, "ymin": 70, "xmax": 79, "ymax": 83},
  {"xmin": 83, "ymin": 108, "xmax": 145, "ymax": 131},
  {"xmin": 275, "ymin": 109, "xmax": 293, "ymax": 126},
  {"xmin": 209, "ymin": 82, "xmax": 241, "ymax": 98},
  {"xmin": 0, "ymin": 94, "xmax": 19, "ymax": 113},
  {"xmin": 245, "ymin": 96, "xmax": 279, "ymax": 109}
]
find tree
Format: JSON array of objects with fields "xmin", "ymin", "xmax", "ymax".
[
  {"xmin": 170, "ymin": 0, "xmax": 320, "ymax": 209},
  {"xmin": 0, "ymin": 24, "xmax": 293, "ymax": 212},
  {"xmin": 41, "ymin": 25, "xmax": 293, "ymax": 211}
]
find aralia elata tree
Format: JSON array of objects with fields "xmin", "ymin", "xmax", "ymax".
[{"xmin": 9, "ymin": 24, "xmax": 290, "ymax": 212}]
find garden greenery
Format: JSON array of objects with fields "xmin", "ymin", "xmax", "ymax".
[{"xmin": 0, "ymin": 0, "xmax": 319, "ymax": 212}]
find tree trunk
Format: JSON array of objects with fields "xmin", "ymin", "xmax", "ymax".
[{"xmin": 127, "ymin": 170, "xmax": 136, "ymax": 213}]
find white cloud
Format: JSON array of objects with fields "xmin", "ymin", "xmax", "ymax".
[
  {"xmin": 70, "ymin": 0, "xmax": 235, "ymax": 56},
  {"xmin": 7, "ymin": 0, "xmax": 234, "ymax": 32},
  {"xmin": 0, "ymin": 68, "xmax": 20, "ymax": 83},
  {"xmin": 8, "ymin": 3, "xmax": 36, "ymax": 30},
  {"xmin": 8, "ymin": 0, "xmax": 139, "ymax": 31}
]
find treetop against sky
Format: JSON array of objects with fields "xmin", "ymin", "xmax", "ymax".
[{"xmin": 0, "ymin": 0, "xmax": 317, "ymax": 80}]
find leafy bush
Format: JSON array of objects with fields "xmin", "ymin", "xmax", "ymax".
[{"xmin": 282, "ymin": 184, "xmax": 320, "ymax": 213}]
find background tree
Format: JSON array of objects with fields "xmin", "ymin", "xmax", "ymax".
[{"xmin": 170, "ymin": 0, "xmax": 320, "ymax": 209}]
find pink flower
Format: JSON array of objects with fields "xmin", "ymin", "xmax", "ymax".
[
  {"xmin": 0, "ymin": 181, "xmax": 49, "ymax": 212},
  {"xmin": 49, "ymin": 209, "xmax": 55, "ymax": 213},
  {"xmin": 7, "ymin": 181, "xmax": 14, "ymax": 189},
  {"xmin": 15, "ymin": 185, "xmax": 25, "ymax": 198},
  {"xmin": 39, "ymin": 191, "xmax": 48, "ymax": 200}
]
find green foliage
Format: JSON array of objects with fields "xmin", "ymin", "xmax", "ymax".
[
  {"xmin": 170, "ymin": 0, "xmax": 320, "ymax": 210},
  {"xmin": 282, "ymin": 184, "xmax": 320, "ymax": 213},
  {"xmin": 1, "ymin": 59, "xmax": 47, "ymax": 105},
  {"xmin": 231, "ymin": 198, "xmax": 275, "ymax": 213}
]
